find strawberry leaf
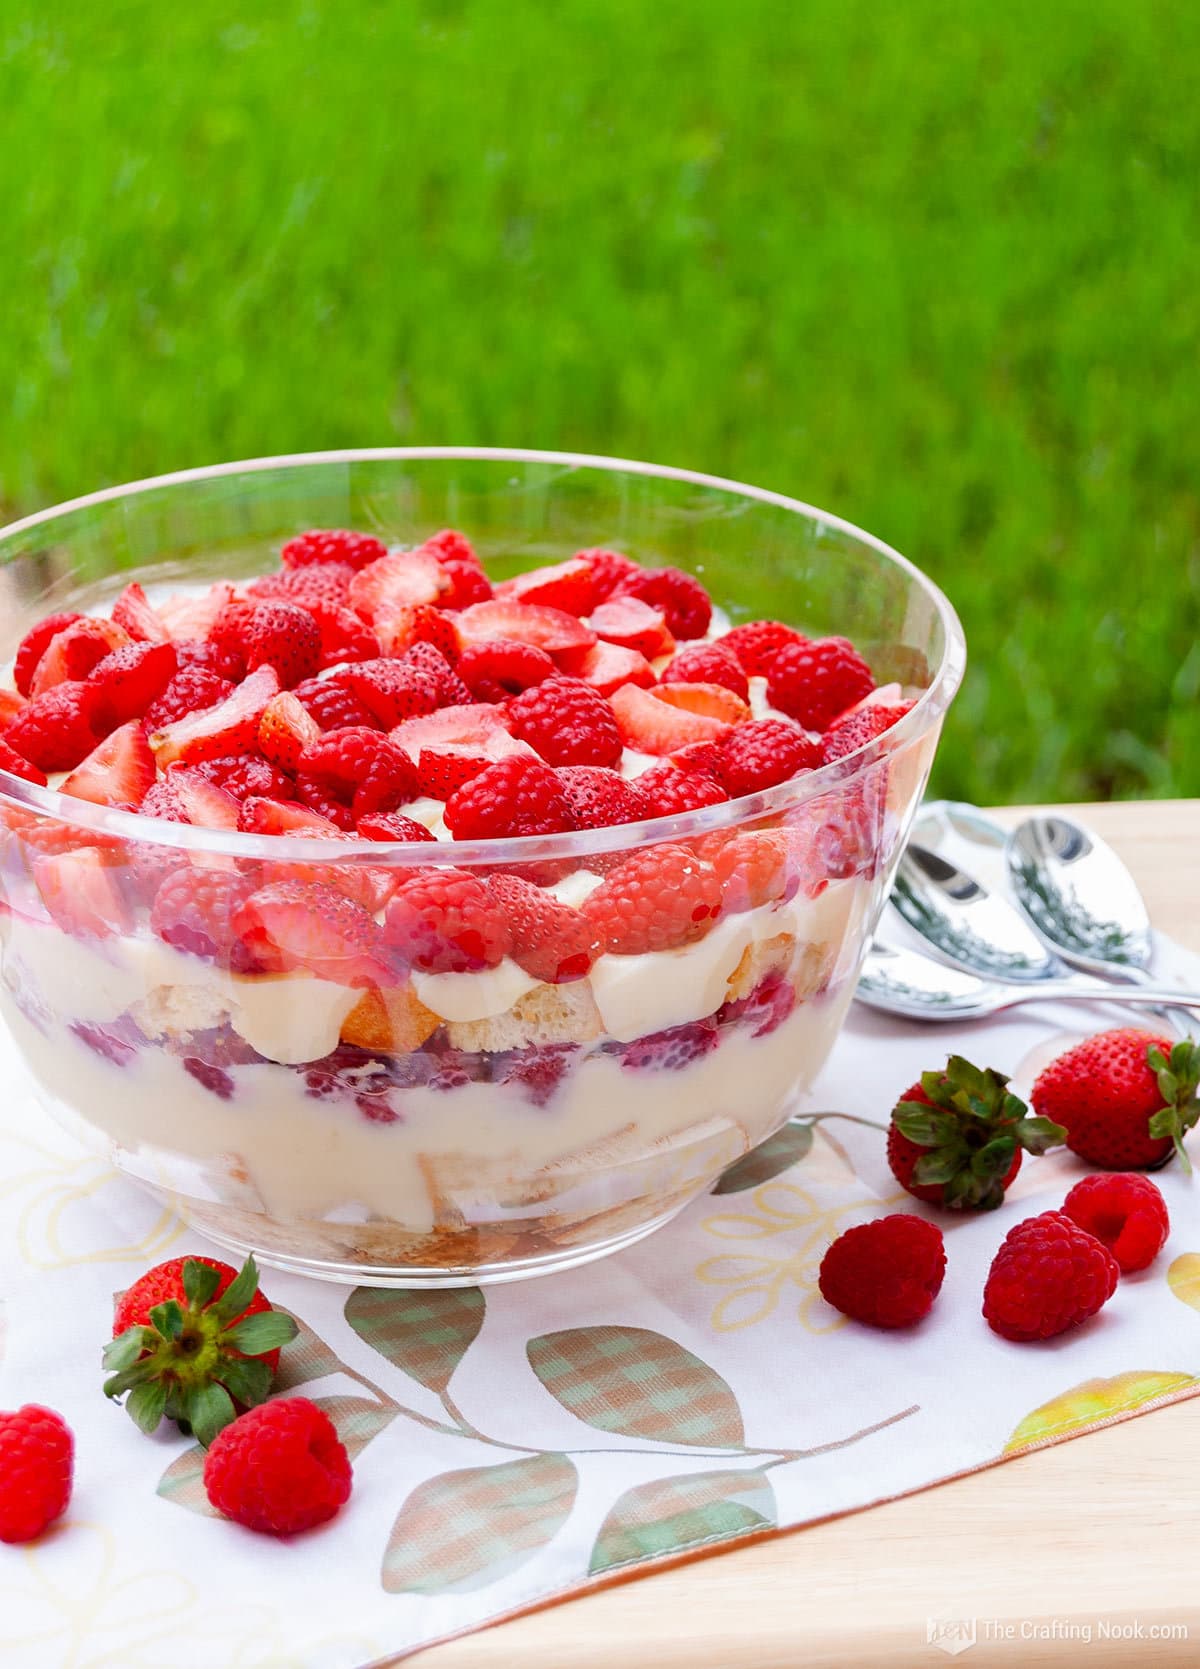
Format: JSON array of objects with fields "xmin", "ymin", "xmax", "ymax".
[
  {"xmin": 125, "ymin": 1379, "xmax": 169, "ymax": 1435},
  {"xmin": 222, "ymin": 1312, "xmax": 298, "ymax": 1357},
  {"xmin": 213, "ymin": 1354, "xmax": 272, "ymax": 1408},
  {"xmin": 149, "ymin": 1299, "xmax": 184, "ymax": 1341},
  {"xmin": 182, "ymin": 1258, "xmax": 222, "ymax": 1308},
  {"xmin": 103, "ymin": 1326, "xmax": 149, "ymax": 1373},
  {"xmin": 186, "ymin": 1382, "xmax": 237, "ymax": 1448},
  {"xmin": 209, "ymin": 1254, "xmax": 260, "ymax": 1324}
]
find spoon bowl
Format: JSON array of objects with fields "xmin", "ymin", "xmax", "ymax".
[
  {"xmin": 892, "ymin": 841, "xmax": 1062, "ymax": 983},
  {"xmin": 1006, "ymin": 814, "xmax": 1155, "ymax": 980}
]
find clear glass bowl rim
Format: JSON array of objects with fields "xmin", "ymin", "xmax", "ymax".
[{"xmin": 0, "ymin": 447, "xmax": 967, "ymax": 866}]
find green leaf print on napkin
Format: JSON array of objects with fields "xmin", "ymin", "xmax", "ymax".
[
  {"xmin": 527, "ymin": 1326, "xmax": 744, "ymax": 1447},
  {"xmin": 345, "ymin": 1286, "xmax": 486, "ymax": 1392},
  {"xmin": 589, "ymin": 1467, "xmax": 776, "ymax": 1574},
  {"xmin": 272, "ymin": 1308, "xmax": 345, "ymax": 1391},
  {"xmin": 156, "ymin": 1444, "xmax": 220, "ymax": 1518},
  {"xmin": 712, "ymin": 1122, "xmax": 814, "ymax": 1195},
  {"xmin": 381, "ymin": 1452, "xmax": 578, "ymax": 1595}
]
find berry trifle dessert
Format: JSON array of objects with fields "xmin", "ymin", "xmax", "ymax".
[{"xmin": 0, "ymin": 518, "xmax": 942, "ymax": 1282}]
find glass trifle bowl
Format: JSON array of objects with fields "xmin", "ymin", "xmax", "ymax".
[{"xmin": 0, "ymin": 450, "xmax": 964, "ymax": 1286}]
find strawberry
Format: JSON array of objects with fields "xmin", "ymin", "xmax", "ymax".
[
  {"xmin": 556, "ymin": 639, "xmax": 657, "ymax": 698},
  {"xmin": 13, "ymin": 611, "xmax": 83, "ymax": 695},
  {"xmin": 610, "ymin": 682, "xmax": 734, "ymax": 754},
  {"xmin": 103, "ymin": 1253, "xmax": 297, "ymax": 1445},
  {"xmin": 652, "ymin": 681, "xmax": 751, "ymax": 726},
  {"xmin": 507, "ymin": 675, "xmax": 623, "ymax": 768},
  {"xmin": 1031, "ymin": 1029, "xmax": 1200, "ymax": 1171},
  {"xmin": 347, "ymin": 547, "xmax": 449, "ymax": 620},
  {"xmin": 454, "ymin": 599, "xmax": 596, "ymax": 657},
  {"xmin": 576, "ymin": 548, "xmax": 639, "ymax": 602},
  {"xmin": 248, "ymin": 563, "xmax": 356, "ymax": 606},
  {"xmin": 297, "ymin": 728, "xmax": 418, "ymax": 829},
  {"xmin": 5, "ymin": 681, "xmax": 102, "ymax": 771},
  {"xmin": 307, "ymin": 601, "xmax": 382, "ymax": 668},
  {"xmin": 292, "ymin": 675, "xmax": 380, "ymax": 733},
  {"xmin": 402, "ymin": 640, "xmax": 472, "ymax": 706},
  {"xmin": 556, "ymin": 765, "xmax": 646, "ymax": 830},
  {"xmin": 152, "ymin": 767, "xmax": 242, "ymax": 830},
  {"xmin": 0, "ymin": 688, "xmax": 25, "ymax": 731},
  {"xmin": 258, "ymin": 691, "xmax": 322, "ymax": 774},
  {"xmin": 587, "ymin": 597, "xmax": 675, "ymax": 660},
  {"xmin": 821, "ymin": 700, "xmax": 915, "ymax": 764},
  {"xmin": 238, "ymin": 796, "xmax": 342, "ymax": 836},
  {"xmin": 337, "ymin": 658, "xmax": 442, "ymax": 728},
  {"xmin": 717, "ymin": 717, "xmax": 822, "ymax": 797},
  {"xmin": 634, "ymin": 759, "xmax": 728, "ymax": 817},
  {"xmin": 374, "ymin": 603, "xmax": 461, "ymax": 663},
  {"xmin": 151, "ymin": 665, "xmax": 280, "ymax": 767},
  {"xmin": 660, "ymin": 641, "xmax": 749, "ymax": 700},
  {"xmin": 418, "ymin": 529, "xmax": 492, "ymax": 607},
  {"xmin": 0, "ymin": 736, "xmax": 47, "ymax": 785},
  {"xmin": 390, "ymin": 703, "xmax": 530, "ymax": 795},
  {"xmin": 721, "ymin": 619, "xmax": 807, "ymax": 674},
  {"xmin": 281, "ymin": 529, "xmax": 387, "ymax": 571},
  {"xmin": 486, "ymin": 873, "xmax": 599, "ymax": 982},
  {"xmin": 443, "ymin": 755, "xmax": 571, "ymax": 839},
  {"xmin": 584, "ymin": 843, "xmax": 723, "ymax": 954},
  {"xmin": 613, "ymin": 565, "xmax": 712, "ymax": 640},
  {"xmin": 88, "ymin": 640, "xmax": 179, "ymax": 726},
  {"xmin": 766, "ymin": 636, "xmax": 875, "ymax": 731},
  {"xmin": 151, "ymin": 869, "xmax": 263, "ymax": 968},
  {"xmin": 33, "ymin": 846, "xmax": 130, "ymax": 938},
  {"xmin": 31, "ymin": 617, "xmax": 129, "ymax": 695},
  {"xmin": 496, "ymin": 557, "xmax": 596, "ymax": 615},
  {"xmin": 158, "ymin": 582, "xmax": 238, "ymax": 643},
  {"xmin": 234, "ymin": 880, "xmax": 390, "ymax": 985},
  {"xmin": 145, "ymin": 667, "xmax": 235, "ymax": 730},
  {"xmin": 383, "ymin": 867, "xmax": 510, "ymax": 972},
  {"xmin": 60, "ymin": 721, "xmax": 155, "ymax": 808},
  {"xmin": 887, "ymin": 1056, "xmax": 1065, "ymax": 1210},
  {"xmin": 356, "ymin": 811, "xmax": 437, "ymax": 842},
  {"xmin": 217, "ymin": 601, "xmax": 321, "ymax": 689},
  {"xmin": 194, "ymin": 755, "xmax": 295, "ymax": 803},
  {"xmin": 458, "ymin": 639, "xmax": 556, "ymax": 702},
  {"xmin": 111, "ymin": 581, "xmax": 169, "ymax": 644}
]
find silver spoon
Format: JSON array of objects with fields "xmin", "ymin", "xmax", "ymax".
[
  {"xmin": 1006, "ymin": 814, "xmax": 1156, "ymax": 980},
  {"xmin": 891, "ymin": 841, "xmax": 1063, "ymax": 983},
  {"xmin": 855, "ymin": 941, "xmax": 1200, "ymax": 1024}
]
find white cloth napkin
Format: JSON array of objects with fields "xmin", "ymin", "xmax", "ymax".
[{"xmin": 2, "ymin": 820, "xmax": 1199, "ymax": 1669}]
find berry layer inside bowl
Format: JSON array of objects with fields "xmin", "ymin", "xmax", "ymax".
[{"xmin": 0, "ymin": 529, "xmax": 932, "ymax": 1275}]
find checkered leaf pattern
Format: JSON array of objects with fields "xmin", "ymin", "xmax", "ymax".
[
  {"xmin": 712, "ymin": 1121, "xmax": 814, "ymax": 1195},
  {"xmin": 272, "ymin": 1307, "xmax": 343, "ymax": 1391},
  {"xmin": 526, "ymin": 1326, "xmax": 745, "ymax": 1447},
  {"xmin": 381, "ymin": 1452, "xmax": 578, "ymax": 1595},
  {"xmin": 344, "ymin": 1284, "xmax": 485, "ymax": 1392},
  {"xmin": 156, "ymin": 1444, "xmax": 220, "ymax": 1519},
  {"xmin": 589, "ymin": 1468, "xmax": 776, "ymax": 1574}
]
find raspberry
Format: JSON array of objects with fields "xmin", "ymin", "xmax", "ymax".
[
  {"xmin": 983, "ymin": 1210, "xmax": 1119, "ymax": 1342},
  {"xmin": 0, "ymin": 736, "xmax": 47, "ymax": 784},
  {"xmin": 634, "ymin": 760, "xmax": 728, "ymax": 817},
  {"xmin": 203, "ymin": 1397, "xmax": 352, "ymax": 1535},
  {"xmin": 0, "ymin": 1406, "xmax": 73, "ymax": 1543},
  {"xmin": 175, "ymin": 637, "xmax": 245, "ymax": 680},
  {"xmin": 444, "ymin": 756, "xmax": 571, "ymax": 839},
  {"xmin": 507, "ymin": 675, "xmax": 622, "ymax": 769},
  {"xmin": 711, "ymin": 830, "xmax": 802, "ymax": 913},
  {"xmin": 216, "ymin": 601, "xmax": 322, "ymax": 689},
  {"xmin": 499, "ymin": 1043, "xmax": 578, "ymax": 1106},
  {"xmin": 14, "ymin": 612, "xmax": 83, "ymax": 695},
  {"xmin": 338, "ymin": 658, "xmax": 442, "ymax": 728},
  {"xmin": 584, "ymin": 843, "xmax": 723, "ymax": 954},
  {"xmin": 1061, "ymin": 1173, "xmax": 1171, "ymax": 1273},
  {"xmin": 421, "ymin": 529, "xmax": 493, "ymax": 607},
  {"xmin": 766, "ymin": 637, "xmax": 875, "ymax": 732},
  {"xmin": 577, "ymin": 548, "xmax": 639, "ymax": 602},
  {"xmin": 556, "ymin": 765, "xmax": 646, "ymax": 830},
  {"xmin": 717, "ymin": 970, "xmax": 797, "ymax": 1037},
  {"xmin": 621, "ymin": 1018, "xmax": 719, "ymax": 1072},
  {"xmin": 307, "ymin": 601, "xmax": 382, "ymax": 668},
  {"xmin": 248, "ymin": 563, "xmax": 357, "ymax": 604},
  {"xmin": 487, "ymin": 873, "xmax": 599, "ymax": 982},
  {"xmin": 357, "ymin": 811, "xmax": 437, "ymax": 842},
  {"xmin": 821, "ymin": 700, "xmax": 915, "ymax": 764},
  {"xmin": 145, "ymin": 667, "xmax": 235, "ymax": 730},
  {"xmin": 5, "ymin": 680, "xmax": 101, "ymax": 771},
  {"xmin": 458, "ymin": 639, "xmax": 556, "ymax": 703},
  {"xmin": 195, "ymin": 754, "xmax": 296, "ymax": 802},
  {"xmin": 151, "ymin": 869, "xmax": 262, "ymax": 972},
  {"xmin": 818, "ymin": 1214, "xmax": 946, "ymax": 1329},
  {"xmin": 403, "ymin": 640, "xmax": 472, "ymax": 706},
  {"xmin": 297, "ymin": 728, "xmax": 418, "ymax": 829},
  {"xmin": 87, "ymin": 640, "xmax": 178, "ymax": 726},
  {"xmin": 1030, "ymin": 1029, "xmax": 1198, "ymax": 1170},
  {"xmin": 720, "ymin": 619, "xmax": 807, "ymax": 675},
  {"xmin": 384, "ymin": 867, "xmax": 510, "ymax": 972},
  {"xmin": 292, "ymin": 676, "xmax": 380, "ymax": 733},
  {"xmin": 717, "ymin": 717, "xmax": 822, "ymax": 798},
  {"xmin": 615, "ymin": 566, "xmax": 712, "ymax": 640},
  {"xmin": 281, "ymin": 528, "xmax": 387, "ymax": 571},
  {"xmin": 660, "ymin": 641, "xmax": 750, "ymax": 700}
]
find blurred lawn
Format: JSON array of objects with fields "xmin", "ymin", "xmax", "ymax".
[{"xmin": 1, "ymin": 0, "xmax": 1197, "ymax": 805}]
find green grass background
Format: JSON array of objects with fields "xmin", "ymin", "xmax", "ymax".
[{"xmin": 1, "ymin": 0, "xmax": 1197, "ymax": 805}]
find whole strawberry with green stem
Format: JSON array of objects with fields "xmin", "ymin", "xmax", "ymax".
[
  {"xmin": 102, "ymin": 1254, "xmax": 297, "ymax": 1446},
  {"xmin": 887, "ymin": 1054, "xmax": 1066, "ymax": 1210},
  {"xmin": 1031, "ymin": 1028, "xmax": 1200, "ymax": 1172}
]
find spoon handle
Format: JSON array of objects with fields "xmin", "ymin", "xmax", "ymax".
[{"xmin": 1008, "ymin": 982, "xmax": 1200, "ymax": 1012}]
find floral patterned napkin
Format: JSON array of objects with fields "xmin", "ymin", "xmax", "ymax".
[{"xmin": 2, "ymin": 841, "xmax": 1199, "ymax": 1668}]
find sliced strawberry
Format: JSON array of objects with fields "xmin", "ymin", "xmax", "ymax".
[
  {"xmin": 587, "ymin": 597, "xmax": 675, "ymax": 660},
  {"xmin": 144, "ymin": 766, "xmax": 242, "ymax": 830},
  {"xmin": 454, "ymin": 599, "xmax": 597, "ymax": 657},
  {"xmin": 402, "ymin": 641, "xmax": 471, "ymax": 706},
  {"xmin": 356, "ymin": 811, "xmax": 437, "ymax": 842},
  {"xmin": 417, "ymin": 732, "xmax": 537, "ymax": 798},
  {"xmin": 347, "ymin": 548, "xmax": 449, "ymax": 622},
  {"xmin": 233, "ymin": 881, "xmax": 389, "ymax": 985},
  {"xmin": 390, "ymin": 702, "xmax": 510, "ymax": 758},
  {"xmin": 111, "ymin": 581, "xmax": 170, "ymax": 644},
  {"xmin": 374, "ymin": 604, "xmax": 461, "ymax": 663},
  {"xmin": 33, "ymin": 846, "xmax": 131, "ymax": 938},
  {"xmin": 419, "ymin": 530, "xmax": 493, "ymax": 607},
  {"xmin": 307, "ymin": 601, "xmax": 381, "ymax": 669},
  {"xmin": 495, "ymin": 558, "xmax": 596, "ymax": 615},
  {"xmin": 150, "ymin": 664, "xmax": 280, "ymax": 768},
  {"xmin": 258, "ymin": 691, "xmax": 322, "ymax": 774},
  {"xmin": 13, "ymin": 611, "xmax": 83, "ymax": 695},
  {"xmin": 238, "ymin": 796, "xmax": 342, "ymax": 836},
  {"xmin": 211, "ymin": 600, "xmax": 320, "ymax": 689},
  {"xmin": 157, "ymin": 583, "xmax": 238, "ymax": 642},
  {"xmin": 0, "ymin": 735, "xmax": 46, "ymax": 784},
  {"xmin": 652, "ymin": 681, "xmax": 751, "ymax": 725},
  {"xmin": 0, "ymin": 689, "xmax": 26, "ymax": 731},
  {"xmin": 610, "ymin": 682, "xmax": 736, "ymax": 754},
  {"xmin": 557, "ymin": 639, "xmax": 657, "ymax": 697},
  {"xmin": 60, "ymin": 721, "xmax": 155, "ymax": 808},
  {"xmin": 31, "ymin": 618, "xmax": 130, "ymax": 695},
  {"xmin": 337, "ymin": 658, "xmax": 442, "ymax": 728},
  {"xmin": 88, "ymin": 640, "xmax": 179, "ymax": 726}
]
